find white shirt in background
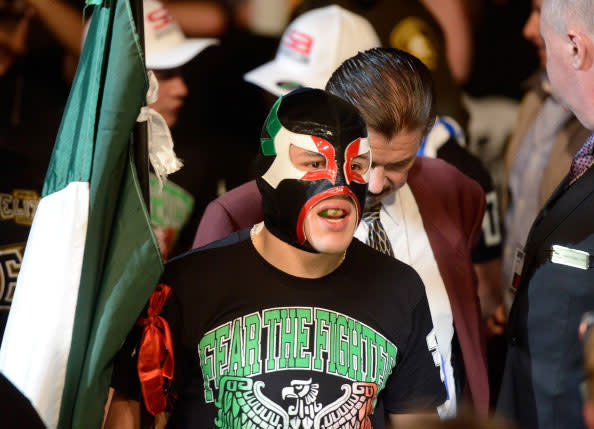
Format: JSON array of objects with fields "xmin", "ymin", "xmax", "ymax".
[{"xmin": 355, "ymin": 183, "xmax": 456, "ymax": 418}]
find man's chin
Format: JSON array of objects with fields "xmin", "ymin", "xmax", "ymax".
[
  {"xmin": 305, "ymin": 224, "xmax": 357, "ymax": 255},
  {"xmin": 310, "ymin": 241, "xmax": 351, "ymax": 256},
  {"xmin": 365, "ymin": 192, "xmax": 389, "ymax": 209},
  {"xmin": 366, "ymin": 180, "xmax": 401, "ymax": 209}
]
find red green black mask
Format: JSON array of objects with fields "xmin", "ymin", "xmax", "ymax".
[{"xmin": 256, "ymin": 88, "xmax": 370, "ymax": 252}]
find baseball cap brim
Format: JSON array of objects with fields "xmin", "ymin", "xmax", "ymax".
[
  {"xmin": 147, "ymin": 38, "xmax": 218, "ymax": 70},
  {"xmin": 244, "ymin": 59, "xmax": 325, "ymax": 97}
]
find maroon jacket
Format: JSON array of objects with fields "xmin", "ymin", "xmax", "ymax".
[{"xmin": 192, "ymin": 156, "xmax": 489, "ymax": 415}]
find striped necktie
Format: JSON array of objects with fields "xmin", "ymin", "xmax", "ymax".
[
  {"xmin": 567, "ymin": 133, "xmax": 594, "ymax": 187},
  {"xmin": 362, "ymin": 205, "xmax": 394, "ymax": 257}
]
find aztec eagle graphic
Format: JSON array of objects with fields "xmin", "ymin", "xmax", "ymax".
[{"xmin": 214, "ymin": 376, "xmax": 377, "ymax": 429}]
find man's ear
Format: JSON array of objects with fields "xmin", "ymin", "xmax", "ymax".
[{"xmin": 568, "ymin": 30, "xmax": 593, "ymax": 70}]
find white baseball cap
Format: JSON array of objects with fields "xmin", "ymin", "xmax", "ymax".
[
  {"xmin": 244, "ymin": 5, "xmax": 381, "ymax": 96},
  {"xmin": 143, "ymin": 0, "xmax": 218, "ymax": 70}
]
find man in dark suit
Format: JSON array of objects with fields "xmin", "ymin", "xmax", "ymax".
[{"xmin": 497, "ymin": 0, "xmax": 594, "ymax": 427}]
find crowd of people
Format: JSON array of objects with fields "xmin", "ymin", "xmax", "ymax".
[{"xmin": 1, "ymin": 0, "xmax": 594, "ymax": 428}]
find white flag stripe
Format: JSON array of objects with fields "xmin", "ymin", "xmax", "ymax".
[{"xmin": 0, "ymin": 181, "xmax": 90, "ymax": 428}]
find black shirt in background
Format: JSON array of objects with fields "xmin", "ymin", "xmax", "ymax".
[{"xmin": 0, "ymin": 50, "xmax": 69, "ymax": 340}]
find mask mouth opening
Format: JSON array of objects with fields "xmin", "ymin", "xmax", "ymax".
[
  {"xmin": 295, "ymin": 187, "xmax": 361, "ymax": 245},
  {"xmin": 318, "ymin": 208, "xmax": 349, "ymax": 221}
]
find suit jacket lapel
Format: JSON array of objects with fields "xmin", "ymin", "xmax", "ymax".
[
  {"xmin": 529, "ymin": 174, "xmax": 568, "ymax": 230},
  {"xmin": 408, "ymin": 163, "xmax": 489, "ymax": 414},
  {"xmin": 525, "ymin": 166, "xmax": 594, "ymax": 266}
]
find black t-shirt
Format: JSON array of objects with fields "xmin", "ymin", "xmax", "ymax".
[
  {"xmin": 0, "ymin": 146, "xmax": 44, "ymax": 340},
  {"xmin": 0, "ymin": 55, "xmax": 68, "ymax": 340},
  {"xmin": 113, "ymin": 235, "xmax": 445, "ymax": 426}
]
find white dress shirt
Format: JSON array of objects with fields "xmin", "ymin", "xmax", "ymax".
[{"xmin": 355, "ymin": 183, "xmax": 456, "ymax": 417}]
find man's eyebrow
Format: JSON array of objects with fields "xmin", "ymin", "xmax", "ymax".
[
  {"xmin": 373, "ymin": 155, "xmax": 415, "ymax": 168},
  {"xmin": 296, "ymin": 151, "xmax": 325, "ymax": 158}
]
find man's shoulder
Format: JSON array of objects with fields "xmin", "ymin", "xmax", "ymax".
[
  {"xmin": 409, "ymin": 156, "xmax": 484, "ymax": 198},
  {"xmin": 194, "ymin": 181, "xmax": 262, "ymax": 248},
  {"xmin": 407, "ymin": 156, "xmax": 485, "ymax": 245},
  {"xmin": 216, "ymin": 180, "xmax": 260, "ymax": 210},
  {"xmin": 349, "ymin": 238, "xmax": 425, "ymax": 293},
  {"xmin": 411, "ymin": 155, "xmax": 464, "ymax": 180},
  {"xmin": 201, "ymin": 180, "xmax": 261, "ymax": 223}
]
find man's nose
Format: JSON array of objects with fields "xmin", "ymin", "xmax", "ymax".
[
  {"xmin": 523, "ymin": 12, "xmax": 537, "ymax": 41},
  {"xmin": 368, "ymin": 166, "xmax": 385, "ymax": 194},
  {"xmin": 171, "ymin": 76, "xmax": 188, "ymax": 98}
]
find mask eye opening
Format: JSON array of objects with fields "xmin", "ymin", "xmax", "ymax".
[{"xmin": 289, "ymin": 143, "xmax": 328, "ymax": 172}]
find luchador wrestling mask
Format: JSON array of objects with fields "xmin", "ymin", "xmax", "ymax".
[{"xmin": 256, "ymin": 88, "xmax": 370, "ymax": 252}]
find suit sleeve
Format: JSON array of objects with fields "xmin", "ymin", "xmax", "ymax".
[
  {"xmin": 192, "ymin": 200, "xmax": 236, "ymax": 249},
  {"xmin": 436, "ymin": 139, "xmax": 501, "ymax": 262},
  {"xmin": 381, "ymin": 293, "xmax": 447, "ymax": 414},
  {"xmin": 458, "ymin": 173, "xmax": 486, "ymax": 253}
]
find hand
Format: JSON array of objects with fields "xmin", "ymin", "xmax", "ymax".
[
  {"xmin": 579, "ymin": 311, "xmax": 594, "ymax": 341},
  {"xmin": 485, "ymin": 304, "xmax": 507, "ymax": 337}
]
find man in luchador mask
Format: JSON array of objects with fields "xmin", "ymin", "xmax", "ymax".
[{"xmin": 105, "ymin": 88, "xmax": 445, "ymax": 428}]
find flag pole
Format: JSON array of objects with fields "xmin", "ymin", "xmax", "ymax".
[{"xmin": 130, "ymin": 0, "xmax": 151, "ymax": 211}]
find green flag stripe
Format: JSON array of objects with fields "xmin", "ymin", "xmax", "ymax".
[
  {"xmin": 72, "ymin": 151, "xmax": 163, "ymax": 427},
  {"xmin": 42, "ymin": 7, "xmax": 110, "ymax": 196},
  {"xmin": 56, "ymin": 1, "xmax": 160, "ymax": 427}
]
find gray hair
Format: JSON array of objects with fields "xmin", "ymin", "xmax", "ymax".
[{"xmin": 541, "ymin": 0, "xmax": 594, "ymax": 33}]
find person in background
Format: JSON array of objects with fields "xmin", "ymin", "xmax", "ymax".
[
  {"xmin": 418, "ymin": 0, "xmax": 473, "ymax": 85},
  {"xmin": 160, "ymin": 0, "xmax": 227, "ymax": 37},
  {"xmin": 159, "ymin": 0, "xmax": 281, "ymax": 254},
  {"xmin": 501, "ymin": 0, "xmax": 589, "ymax": 309},
  {"xmin": 294, "ymin": 0, "xmax": 469, "ymax": 128},
  {"xmin": 498, "ymin": 0, "xmax": 594, "ymax": 427},
  {"xmin": 140, "ymin": 0, "xmax": 218, "ymax": 260},
  {"xmin": 0, "ymin": 0, "xmax": 71, "ymax": 342},
  {"xmin": 81, "ymin": 0, "xmax": 220, "ymax": 260},
  {"xmin": 243, "ymin": 5, "xmax": 380, "ymax": 99}
]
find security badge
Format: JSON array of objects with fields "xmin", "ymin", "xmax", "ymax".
[
  {"xmin": 550, "ymin": 245, "xmax": 592, "ymax": 270},
  {"xmin": 509, "ymin": 245, "xmax": 592, "ymax": 293},
  {"xmin": 509, "ymin": 247, "xmax": 525, "ymax": 293}
]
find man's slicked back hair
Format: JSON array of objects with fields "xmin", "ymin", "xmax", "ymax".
[
  {"xmin": 326, "ymin": 48, "xmax": 436, "ymax": 139},
  {"xmin": 542, "ymin": 0, "xmax": 594, "ymax": 33}
]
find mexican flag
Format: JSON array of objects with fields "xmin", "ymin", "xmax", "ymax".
[{"xmin": 0, "ymin": 1, "xmax": 163, "ymax": 428}]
